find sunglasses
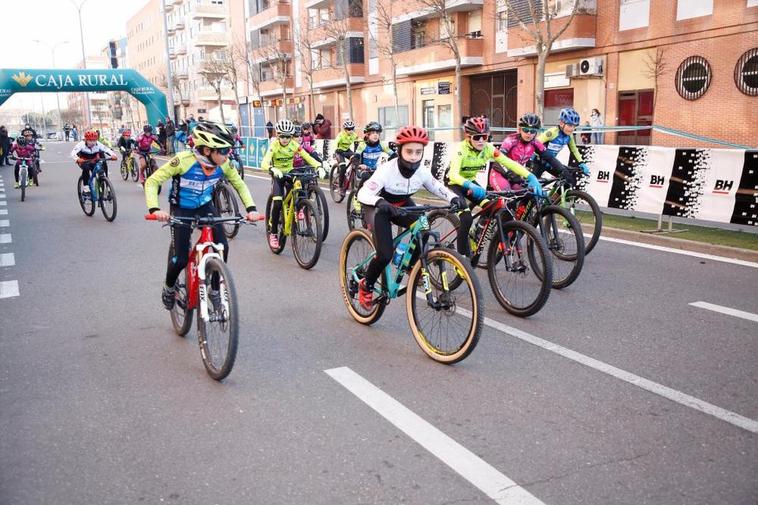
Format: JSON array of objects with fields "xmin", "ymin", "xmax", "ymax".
[
  {"xmin": 279, "ymin": 135, "xmax": 292, "ymax": 140},
  {"xmin": 521, "ymin": 127, "xmax": 539, "ymax": 134},
  {"xmin": 345, "ymin": 128, "xmax": 354, "ymax": 131},
  {"xmin": 471, "ymin": 134, "xmax": 488, "ymax": 141},
  {"xmin": 215, "ymin": 147, "xmax": 231, "ymax": 155}
]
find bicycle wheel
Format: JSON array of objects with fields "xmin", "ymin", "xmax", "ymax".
[
  {"xmin": 309, "ymin": 185, "xmax": 330, "ymax": 241},
  {"xmin": 329, "ymin": 164, "xmax": 346, "ymax": 203},
  {"xmin": 98, "ymin": 177, "xmax": 118, "ymax": 222},
  {"xmin": 120, "ymin": 159, "xmax": 129, "ymax": 181},
  {"xmin": 264, "ymin": 194, "xmax": 287, "ymax": 254},
  {"xmin": 487, "ymin": 219, "xmax": 552, "ymax": 317},
  {"xmin": 564, "ymin": 189, "xmax": 602, "ymax": 255},
  {"xmin": 407, "ymin": 247, "xmax": 483, "ymax": 364},
  {"xmin": 426, "ymin": 210, "xmax": 460, "ymax": 250},
  {"xmin": 345, "ymin": 189, "xmax": 365, "ymax": 231},
  {"xmin": 292, "ymin": 199, "xmax": 322, "ymax": 269},
  {"xmin": 130, "ymin": 158, "xmax": 139, "ymax": 182},
  {"xmin": 170, "ymin": 268, "xmax": 194, "ymax": 336},
  {"xmin": 339, "ymin": 229, "xmax": 386, "ymax": 325},
  {"xmin": 77, "ymin": 177, "xmax": 95, "ymax": 216},
  {"xmin": 196, "ymin": 257, "xmax": 238, "ymax": 381},
  {"xmin": 20, "ymin": 168, "xmax": 27, "ymax": 202},
  {"xmin": 529, "ymin": 205, "xmax": 585, "ymax": 289},
  {"xmin": 214, "ymin": 184, "xmax": 240, "ymax": 239}
]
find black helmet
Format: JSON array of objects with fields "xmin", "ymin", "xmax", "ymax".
[
  {"xmin": 229, "ymin": 125, "xmax": 238, "ymax": 135},
  {"xmin": 293, "ymin": 124, "xmax": 302, "ymax": 137},
  {"xmin": 301, "ymin": 122, "xmax": 312, "ymax": 130},
  {"xmin": 518, "ymin": 113, "xmax": 542, "ymax": 130},
  {"xmin": 143, "ymin": 124, "xmax": 153, "ymax": 133},
  {"xmin": 16, "ymin": 136, "xmax": 27, "ymax": 147},
  {"xmin": 192, "ymin": 121, "xmax": 235, "ymax": 149},
  {"xmin": 364, "ymin": 121, "xmax": 382, "ymax": 133}
]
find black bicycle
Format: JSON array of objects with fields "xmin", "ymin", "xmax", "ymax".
[{"xmin": 77, "ymin": 158, "xmax": 117, "ymax": 222}]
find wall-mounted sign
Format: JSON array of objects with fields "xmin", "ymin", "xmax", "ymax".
[
  {"xmin": 252, "ymin": 100, "xmax": 262, "ymax": 107},
  {"xmin": 438, "ymin": 81, "xmax": 451, "ymax": 94},
  {"xmin": 420, "ymin": 87, "xmax": 436, "ymax": 95}
]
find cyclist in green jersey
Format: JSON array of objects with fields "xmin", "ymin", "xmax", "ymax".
[
  {"xmin": 334, "ymin": 119, "xmax": 359, "ymax": 185},
  {"xmin": 446, "ymin": 116, "xmax": 544, "ymax": 257},
  {"xmin": 262, "ymin": 119, "xmax": 322, "ymax": 249}
]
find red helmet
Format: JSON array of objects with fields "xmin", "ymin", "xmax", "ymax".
[
  {"xmin": 464, "ymin": 116, "xmax": 489, "ymax": 136},
  {"xmin": 395, "ymin": 126, "xmax": 429, "ymax": 146},
  {"xmin": 84, "ymin": 129, "xmax": 98, "ymax": 141},
  {"xmin": 123, "ymin": 129, "xmax": 131, "ymax": 137}
]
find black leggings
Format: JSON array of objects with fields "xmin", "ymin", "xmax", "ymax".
[
  {"xmin": 449, "ymin": 184, "xmax": 487, "ymax": 257},
  {"xmin": 166, "ymin": 203, "xmax": 228, "ymax": 288},
  {"xmin": 363, "ymin": 201, "xmax": 417, "ymax": 289},
  {"xmin": 14, "ymin": 160, "xmax": 38, "ymax": 185},
  {"xmin": 269, "ymin": 176, "xmax": 292, "ymax": 234}
]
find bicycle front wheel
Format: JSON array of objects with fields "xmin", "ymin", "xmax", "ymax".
[
  {"xmin": 530, "ymin": 205, "xmax": 585, "ymax": 289},
  {"xmin": 196, "ymin": 257, "xmax": 238, "ymax": 381},
  {"xmin": 345, "ymin": 189, "xmax": 365, "ymax": 231},
  {"xmin": 339, "ymin": 229, "xmax": 386, "ymax": 325},
  {"xmin": 487, "ymin": 219, "xmax": 552, "ymax": 317},
  {"xmin": 20, "ymin": 168, "xmax": 27, "ymax": 202},
  {"xmin": 99, "ymin": 177, "xmax": 117, "ymax": 222},
  {"xmin": 309, "ymin": 185, "xmax": 330, "ymax": 241},
  {"xmin": 292, "ymin": 199, "xmax": 322, "ymax": 270},
  {"xmin": 407, "ymin": 247, "xmax": 483, "ymax": 364},
  {"xmin": 329, "ymin": 164, "xmax": 346, "ymax": 203},
  {"xmin": 130, "ymin": 158, "xmax": 139, "ymax": 182},
  {"xmin": 214, "ymin": 184, "xmax": 240, "ymax": 239},
  {"xmin": 77, "ymin": 177, "xmax": 95, "ymax": 216},
  {"xmin": 564, "ymin": 189, "xmax": 602, "ymax": 255},
  {"xmin": 120, "ymin": 159, "xmax": 129, "ymax": 181}
]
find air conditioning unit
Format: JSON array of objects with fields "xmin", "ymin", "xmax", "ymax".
[
  {"xmin": 565, "ymin": 63, "xmax": 579, "ymax": 78},
  {"xmin": 578, "ymin": 57, "xmax": 603, "ymax": 77}
]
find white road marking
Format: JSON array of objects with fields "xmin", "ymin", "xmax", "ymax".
[
  {"xmin": 0, "ymin": 220, "xmax": 9, "ymax": 227},
  {"xmin": 0, "ymin": 233, "xmax": 10, "ymax": 244},
  {"xmin": 326, "ymin": 366, "xmax": 546, "ymax": 505},
  {"xmin": 590, "ymin": 234, "xmax": 758, "ymax": 269},
  {"xmin": 0, "ymin": 280, "xmax": 19, "ymax": 298},
  {"xmin": 0, "ymin": 253, "xmax": 15, "ymax": 267},
  {"xmin": 0, "ymin": 201, "xmax": 6, "ymax": 206},
  {"xmin": 690, "ymin": 301, "xmax": 758, "ymax": 323},
  {"xmin": 0, "ymin": 209, "xmax": 7, "ymax": 215}
]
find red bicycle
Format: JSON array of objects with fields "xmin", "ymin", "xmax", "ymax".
[{"xmin": 145, "ymin": 213, "xmax": 263, "ymax": 381}]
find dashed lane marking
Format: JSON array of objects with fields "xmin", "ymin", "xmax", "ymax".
[
  {"xmin": 690, "ymin": 301, "xmax": 758, "ymax": 323},
  {"xmin": 0, "ymin": 253, "xmax": 14, "ymax": 267},
  {"xmin": 0, "ymin": 233, "xmax": 10, "ymax": 244},
  {"xmin": 0, "ymin": 280, "xmax": 19, "ymax": 298}
]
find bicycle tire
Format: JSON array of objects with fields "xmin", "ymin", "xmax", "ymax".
[
  {"xmin": 196, "ymin": 257, "xmax": 238, "ymax": 381},
  {"xmin": 170, "ymin": 268, "xmax": 194, "ymax": 336},
  {"xmin": 529, "ymin": 205, "xmax": 585, "ymax": 289},
  {"xmin": 20, "ymin": 168, "xmax": 26, "ymax": 202},
  {"xmin": 77, "ymin": 177, "xmax": 95, "ymax": 216},
  {"xmin": 565, "ymin": 189, "xmax": 602, "ymax": 255},
  {"xmin": 120, "ymin": 159, "xmax": 129, "ymax": 181},
  {"xmin": 214, "ymin": 184, "xmax": 240, "ymax": 239},
  {"xmin": 406, "ymin": 247, "xmax": 483, "ymax": 364},
  {"xmin": 130, "ymin": 158, "xmax": 139, "ymax": 182},
  {"xmin": 99, "ymin": 177, "xmax": 118, "ymax": 222},
  {"xmin": 309, "ymin": 185, "xmax": 330, "ymax": 241},
  {"xmin": 264, "ymin": 193, "xmax": 287, "ymax": 254},
  {"xmin": 329, "ymin": 164, "xmax": 346, "ymax": 203},
  {"xmin": 487, "ymin": 219, "xmax": 552, "ymax": 317},
  {"xmin": 345, "ymin": 189, "xmax": 365, "ymax": 231},
  {"xmin": 339, "ymin": 229, "xmax": 386, "ymax": 325},
  {"xmin": 292, "ymin": 199, "xmax": 322, "ymax": 270}
]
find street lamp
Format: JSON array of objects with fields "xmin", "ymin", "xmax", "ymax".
[
  {"xmin": 33, "ymin": 39, "xmax": 69, "ymax": 135},
  {"xmin": 69, "ymin": 0, "xmax": 93, "ymax": 126}
]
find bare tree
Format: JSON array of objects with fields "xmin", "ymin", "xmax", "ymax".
[
  {"xmin": 502, "ymin": 0, "xmax": 582, "ymax": 118},
  {"xmin": 642, "ymin": 47, "xmax": 667, "ymax": 124},
  {"xmin": 216, "ymin": 50, "xmax": 243, "ymax": 123},
  {"xmin": 199, "ymin": 57, "xmax": 229, "ymax": 124},
  {"xmin": 373, "ymin": 2, "xmax": 400, "ymax": 122},
  {"xmin": 259, "ymin": 42, "xmax": 293, "ymax": 119},
  {"xmin": 232, "ymin": 38, "xmax": 267, "ymax": 126},
  {"xmin": 322, "ymin": 17, "xmax": 354, "ymax": 120},
  {"xmin": 297, "ymin": 13, "xmax": 318, "ymax": 121}
]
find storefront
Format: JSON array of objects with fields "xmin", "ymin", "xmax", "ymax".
[{"xmin": 469, "ymin": 69, "xmax": 518, "ymax": 140}]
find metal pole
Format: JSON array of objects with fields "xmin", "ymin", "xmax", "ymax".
[
  {"xmin": 72, "ymin": 0, "xmax": 93, "ymax": 126},
  {"xmin": 40, "ymin": 96, "xmax": 48, "ymax": 138},
  {"xmin": 161, "ymin": 0, "xmax": 176, "ymax": 121}
]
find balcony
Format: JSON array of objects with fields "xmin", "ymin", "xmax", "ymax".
[
  {"xmin": 197, "ymin": 86, "xmax": 235, "ymax": 101},
  {"xmin": 259, "ymin": 78, "xmax": 294, "ymax": 97},
  {"xmin": 168, "ymin": 48, "xmax": 178, "ymax": 60},
  {"xmin": 249, "ymin": 2, "xmax": 291, "ymax": 31},
  {"xmin": 251, "ymin": 39, "xmax": 293, "ymax": 62},
  {"xmin": 392, "ymin": 0, "xmax": 482, "ymax": 23},
  {"xmin": 174, "ymin": 20, "xmax": 185, "ymax": 31},
  {"xmin": 192, "ymin": 3, "xmax": 227, "ymax": 19},
  {"xmin": 194, "ymin": 31, "xmax": 229, "ymax": 47},
  {"xmin": 312, "ymin": 64, "xmax": 365, "ymax": 89},
  {"xmin": 174, "ymin": 70, "xmax": 189, "ymax": 80},
  {"xmin": 176, "ymin": 46, "xmax": 187, "ymax": 55},
  {"xmin": 164, "ymin": 0, "xmax": 174, "ymax": 12},
  {"xmin": 506, "ymin": 12, "xmax": 596, "ymax": 57},
  {"xmin": 395, "ymin": 36, "xmax": 483, "ymax": 76},
  {"xmin": 305, "ymin": 0, "xmax": 330, "ymax": 9},
  {"xmin": 309, "ymin": 16, "xmax": 364, "ymax": 42}
]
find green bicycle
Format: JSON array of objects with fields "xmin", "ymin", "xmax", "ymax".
[
  {"xmin": 542, "ymin": 168, "xmax": 602, "ymax": 255},
  {"xmin": 265, "ymin": 169, "xmax": 323, "ymax": 270},
  {"xmin": 339, "ymin": 205, "xmax": 484, "ymax": 364}
]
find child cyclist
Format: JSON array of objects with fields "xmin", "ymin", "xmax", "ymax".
[
  {"xmin": 136, "ymin": 124, "xmax": 160, "ymax": 185},
  {"xmin": 356, "ymin": 126, "xmax": 467, "ymax": 310},
  {"xmin": 489, "ymin": 113, "xmax": 570, "ymax": 191},
  {"xmin": 117, "ymin": 129, "xmax": 136, "ymax": 170},
  {"xmin": 353, "ymin": 121, "xmax": 396, "ymax": 188},
  {"xmin": 261, "ymin": 119, "xmax": 322, "ymax": 250},
  {"xmin": 445, "ymin": 116, "xmax": 544, "ymax": 258},
  {"xmin": 144, "ymin": 121, "xmax": 260, "ymax": 310},
  {"xmin": 334, "ymin": 119, "xmax": 359, "ymax": 187},
  {"xmin": 70, "ymin": 129, "xmax": 118, "ymax": 195},
  {"xmin": 535, "ymin": 107, "xmax": 591, "ymax": 179}
]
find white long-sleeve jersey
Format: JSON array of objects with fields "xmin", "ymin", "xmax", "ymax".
[
  {"xmin": 358, "ymin": 158, "xmax": 457, "ymax": 206},
  {"xmin": 70, "ymin": 141, "xmax": 116, "ymax": 162}
]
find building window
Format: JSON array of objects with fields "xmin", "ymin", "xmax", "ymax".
[
  {"xmin": 676, "ymin": 0, "xmax": 713, "ymax": 20},
  {"xmin": 749, "ymin": 0, "xmax": 758, "ymax": 7},
  {"xmin": 348, "ymin": 37, "xmax": 365, "ymax": 64},
  {"xmin": 438, "ymin": 104, "xmax": 453, "ymax": 128},
  {"xmin": 411, "ymin": 19, "xmax": 427, "ymax": 49},
  {"xmin": 378, "ymin": 106, "xmax": 409, "ymax": 130},
  {"xmin": 675, "ymin": 56, "xmax": 712, "ymax": 100},
  {"xmin": 735, "ymin": 48, "xmax": 758, "ymax": 96},
  {"xmin": 619, "ymin": 0, "xmax": 649, "ymax": 30}
]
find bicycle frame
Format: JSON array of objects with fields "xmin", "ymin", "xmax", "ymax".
[
  {"xmin": 281, "ymin": 173, "xmax": 315, "ymax": 236},
  {"xmin": 88, "ymin": 160, "xmax": 107, "ymax": 199},
  {"xmin": 184, "ymin": 224, "xmax": 227, "ymax": 323}
]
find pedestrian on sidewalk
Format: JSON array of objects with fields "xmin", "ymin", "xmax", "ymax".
[
  {"xmin": 0, "ymin": 126, "xmax": 11, "ymax": 165},
  {"xmin": 157, "ymin": 121, "xmax": 167, "ymax": 155},
  {"xmin": 313, "ymin": 113, "xmax": 332, "ymax": 139},
  {"xmin": 165, "ymin": 117, "xmax": 176, "ymax": 155},
  {"xmin": 590, "ymin": 109, "xmax": 604, "ymax": 144}
]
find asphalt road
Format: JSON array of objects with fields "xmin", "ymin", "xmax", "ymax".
[{"xmin": 1, "ymin": 142, "xmax": 756, "ymax": 505}]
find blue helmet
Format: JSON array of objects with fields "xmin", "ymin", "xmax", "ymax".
[{"xmin": 559, "ymin": 107, "xmax": 580, "ymax": 126}]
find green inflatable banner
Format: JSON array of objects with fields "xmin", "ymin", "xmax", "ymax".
[{"xmin": 0, "ymin": 68, "xmax": 168, "ymax": 126}]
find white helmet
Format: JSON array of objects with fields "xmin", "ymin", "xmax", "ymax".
[
  {"xmin": 342, "ymin": 119, "xmax": 355, "ymax": 129},
  {"xmin": 276, "ymin": 119, "xmax": 296, "ymax": 136}
]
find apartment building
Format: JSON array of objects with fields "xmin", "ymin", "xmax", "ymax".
[
  {"xmin": 241, "ymin": 0, "xmax": 757, "ymax": 146},
  {"xmin": 66, "ymin": 56, "xmax": 112, "ymax": 133}
]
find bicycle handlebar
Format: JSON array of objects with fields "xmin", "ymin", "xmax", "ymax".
[{"xmin": 145, "ymin": 214, "xmax": 265, "ymax": 226}]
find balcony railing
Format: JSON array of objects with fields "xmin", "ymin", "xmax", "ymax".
[
  {"xmin": 395, "ymin": 36, "xmax": 483, "ymax": 75},
  {"xmin": 192, "ymin": 4, "xmax": 227, "ymax": 19},
  {"xmin": 195, "ymin": 32, "xmax": 229, "ymax": 46}
]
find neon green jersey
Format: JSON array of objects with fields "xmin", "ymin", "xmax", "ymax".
[
  {"xmin": 335, "ymin": 130, "xmax": 358, "ymax": 151},
  {"xmin": 446, "ymin": 140, "xmax": 530, "ymax": 187},
  {"xmin": 260, "ymin": 139, "xmax": 320, "ymax": 174}
]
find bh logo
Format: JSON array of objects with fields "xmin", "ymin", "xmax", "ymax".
[
  {"xmin": 596, "ymin": 170, "xmax": 611, "ymax": 183},
  {"xmin": 713, "ymin": 180, "xmax": 734, "ymax": 194},
  {"xmin": 650, "ymin": 175, "xmax": 665, "ymax": 187}
]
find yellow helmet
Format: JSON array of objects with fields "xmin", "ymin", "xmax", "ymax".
[{"xmin": 192, "ymin": 121, "xmax": 234, "ymax": 149}]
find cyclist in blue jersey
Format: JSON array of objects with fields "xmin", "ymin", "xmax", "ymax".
[{"xmin": 535, "ymin": 107, "xmax": 590, "ymax": 180}]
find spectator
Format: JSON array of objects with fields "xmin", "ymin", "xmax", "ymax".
[
  {"xmin": 313, "ymin": 113, "xmax": 332, "ymax": 139},
  {"xmin": 580, "ymin": 121, "xmax": 592, "ymax": 145},
  {"xmin": 265, "ymin": 120, "xmax": 274, "ymax": 139},
  {"xmin": 157, "ymin": 121, "xmax": 167, "ymax": 154},
  {"xmin": 63, "ymin": 122, "xmax": 71, "ymax": 142},
  {"xmin": 71, "ymin": 125, "xmax": 78, "ymax": 141},
  {"xmin": 187, "ymin": 114, "xmax": 197, "ymax": 133},
  {"xmin": 0, "ymin": 126, "xmax": 11, "ymax": 165},
  {"xmin": 590, "ymin": 108, "xmax": 604, "ymax": 144},
  {"xmin": 165, "ymin": 117, "xmax": 176, "ymax": 155}
]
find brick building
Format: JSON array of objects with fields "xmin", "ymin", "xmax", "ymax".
[{"xmin": 241, "ymin": 0, "xmax": 758, "ymax": 146}]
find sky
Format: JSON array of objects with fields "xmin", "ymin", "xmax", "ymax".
[{"xmin": 0, "ymin": 0, "xmax": 149, "ymax": 112}]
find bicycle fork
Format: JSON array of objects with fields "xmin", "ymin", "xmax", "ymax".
[{"xmin": 196, "ymin": 247, "xmax": 228, "ymax": 323}]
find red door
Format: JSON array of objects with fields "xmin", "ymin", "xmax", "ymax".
[{"xmin": 617, "ymin": 90, "xmax": 654, "ymax": 145}]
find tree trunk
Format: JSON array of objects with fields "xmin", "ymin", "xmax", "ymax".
[
  {"xmin": 217, "ymin": 89, "xmax": 226, "ymax": 124},
  {"xmin": 231, "ymin": 84, "xmax": 241, "ymax": 126},
  {"xmin": 535, "ymin": 47, "xmax": 547, "ymax": 119},
  {"xmin": 392, "ymin": 61, "xmax": 400, "ymax": 125},
  {"xmin": 455, "ymin": 59, "xmax": 462, "ymax": 141},
  {"xmin": 308, "ymin": 78, "xmax": 316, "ymax": 121}
]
